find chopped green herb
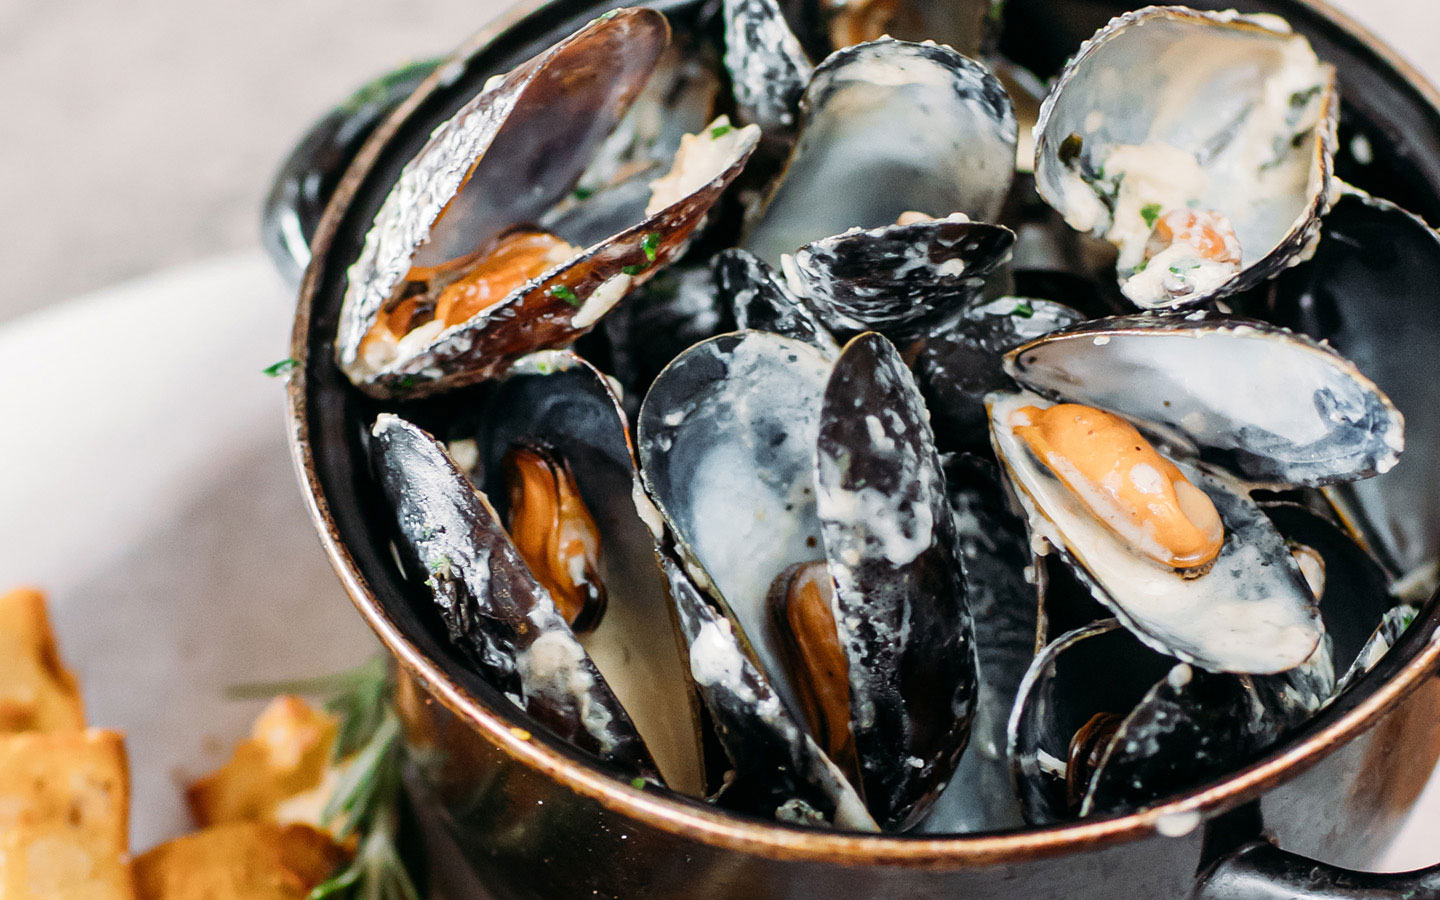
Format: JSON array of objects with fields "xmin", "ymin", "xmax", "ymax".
[
  {"xmin": 1011, "ymin": 300, "xmax": 1034, "ymax": 318},
  {"xmin": 550, "ymin": 284, "xmax": 581, "ymax": 306},
  {"xmin": 709, "ymin": 122, "xmax": 733, "ymax": 139},
  {"xmin": 621, "ymin": 264, "xmax": 645, "ymax": 276},
  {"xmin": 1140, "ymin": 203, "xmax": 1162, "ymax": 230},
  {"xmin": 986, "ymin": 0, "xmax": 1006, "ymax": 24},
  {"xmin": 572, "ymin": 185, "xmax": 595, "ymax": 201},
  {"xmin": 397, "ymin": 374, "xmax": 419, "ymax": 389},
  {"xmin": 630, "ymin": 776, "xmax": 647, "ymax": 789},
  {"xmin": 641, "ymin": 232, "xmax": 661, "ymax": 262},
  {"xmin": 263, "ymin": 358, "xmax": 298, "ymax": 378},
  {"xmin": 1133, "ymin": 258, "xmax": 1149, "ymax": 273}
]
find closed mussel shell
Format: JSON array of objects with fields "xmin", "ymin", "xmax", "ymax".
[
  {"xmin": 787, "ymin": 214, "xmax": 1016, "ymax": 343},
  {"xmin": 715, "ymin": 248, "xmax": 839, "ymax": 355}
]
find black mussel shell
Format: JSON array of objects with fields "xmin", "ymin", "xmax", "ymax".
[
  {"xmin": 789, "ymin": 215, "xmax": 1015, "ymax": 343},
  {"xmin": 714, "ymin": 248, "xmax": 838, "ymax": 354},
  {"xmin": 653, "ymin": 537, "xmax": 876, "ymax": 829},
  {"xmin": 370, "ymin": 413, "xmax": 661, "ymax": 782},
  {"xmin": 919, "ymin": 454, "xmax": 1035, "ymax": 833},
  {"xmin": 815, "ymin": 333, "xmax": 977, "ymax": 829},
  {"xmin": 722, "ymin": 0, "xmax": 813, "ymax": 136}
]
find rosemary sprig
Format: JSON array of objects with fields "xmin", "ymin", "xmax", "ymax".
[{"xmin": 232, "ymin": 659, "xmax": 420, "ymax": 899}]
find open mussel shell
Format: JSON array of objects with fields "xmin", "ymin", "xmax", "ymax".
[
  {"xmin": 989, "ymin": 390, "xmax": 1324, "ymax": 675},
  {"xmin": 369, "ymin": 413, "xmax": 660, "ymax": 782},
  {"xmin": 1266, "ymin": 190, "xmax": 1440, "ymax": 578},
  {"xmin": 542, "ymin": 32, "xmax": 724, "ymax": 248},
  {"xmin": 723, "ymin": 0, "xmax": 814, "ymax": 135},
  {"xmin": 715, "ymin": 248, "xmax": 839, "ymax": 355},
  {"xmin": 1005, "ymin": 314, "xmax": 1405, "ymax": 488},
  {"xmin": 640, "ymin": 330, "xmax": 978, "ymax": 828},
  {"xmin": 638, "ymin": 331, "xmax": 836, "ymax": 724},
  {"xmin": 743, "ymin": 38, "xmax": 1017, "ymax": 266},
  {"xmin": 815, "ymin": 333, "xmax": 977, "ymax": 829},
  {"xmin": 919, "ymin": 454, "xmax": 1035, "ymax": 833},
  {"xmin": 450, "ymin": 351, "xmax": 705, "ymax": 793},
  {"xmin": 336, "ymin": 10, "xmax": 762, "ymax": 399},
  {"xmin": 1079, "ymin": 660, "xmax": 1268, "ymax": 817},
  {"xmin": 915, "ymin": 297, "xmax": 1084, "ymax": 453},
  {"xmin": 1010, "ymin": 619, "xmax": 1306, "ymax": 822},
  {"xmin": 1033, "ymin": 7, "xmax": 1337, "ymax": 309},
  {"xmin": 1006, "ymin": 620, "xmax": 1174, "ymax": 823},
  {"xmin": 786, "ymin": 214, "xmax": 1016, "ymax": 343},
  {"xmin": 652, "ymin": 542, "xmax": 876, "ymax": 830}
]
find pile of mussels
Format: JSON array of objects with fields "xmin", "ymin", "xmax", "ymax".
[{"xmin": 337, "ymin": 2, "xmax": 1439, "ymax": 833}]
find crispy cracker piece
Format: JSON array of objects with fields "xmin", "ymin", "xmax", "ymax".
[
  {"xmin": 0, "ymin": 587, "xmax": 85, "ymax": 732},
  {"xmin": 186, "ymin": 696, "xmax": 338, "ymax": 828},
  {"xmin": 0, "ymin": 728, "xmax": 136, "ymax": 899},
  {"xmin": 133, "ymin": 822, "xmax": 346, "ymax": 900}
]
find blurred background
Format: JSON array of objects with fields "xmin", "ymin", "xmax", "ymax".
[{"xmin": 0, "ymin": 0, "xmax": 1434, "ymax": 321}]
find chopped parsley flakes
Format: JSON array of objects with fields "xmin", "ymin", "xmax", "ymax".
[
  {"xmin": 641, "ymin": 232, "xmax": 660, "ymax": 262},
  {"xmin": 262, "ymin": 358, "xmax": 298, "ymax": 377},
  {"xmin": 549, "ymin": 284, "xmax": 581, "ymax": 306},
  {"xmin": 1140, "ymin": 203, "xmax": 1162, "ymax": 230}
]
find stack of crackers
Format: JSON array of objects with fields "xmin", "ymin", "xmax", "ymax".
[{"xmin": 0, "ymin": 587, "xmax": 351, "ymax": 898}]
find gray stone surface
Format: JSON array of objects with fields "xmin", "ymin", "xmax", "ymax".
[{"xmin": 0, "ymin": 0, "xmax": 1432, "ymax": 323}]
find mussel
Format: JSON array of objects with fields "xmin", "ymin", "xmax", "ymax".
[
  {"xmin": 335, "ymin": 10, "xmax": 760, "ymax": 398},
  {"xmin": 1266, "ymin": 189, "xmax": 1440, "ymax": 582},
  {"xmin": 336, "ymin": 1, "xmax": 1430, "ymax": 840},
  {"xmin": 1033, "ymin": 8, "xmax": 1337, "ymax": 309},
  {"xmin": 639, "ymin": 330, "xmax": 977, "ymax": 829},
  {"xmin": 743, "ymin": 38, "xmax": 1017, "ymax": 267},
  {"xmin": 370, "ymin": 412, "xmax": 663, "ymax": 781},
  {"xmin": 989, "ymin": 313, "xmax": 1403, "ymax": 674}
]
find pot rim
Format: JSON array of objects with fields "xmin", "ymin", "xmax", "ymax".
[{"xmin": 286, "ymin": 0, "xmax": 1440, "ymax": 867}]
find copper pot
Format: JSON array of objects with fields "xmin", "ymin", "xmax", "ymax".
[{"xmin": 276, "ymin": 1, "xmax": 1440, "ymax": 896}]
